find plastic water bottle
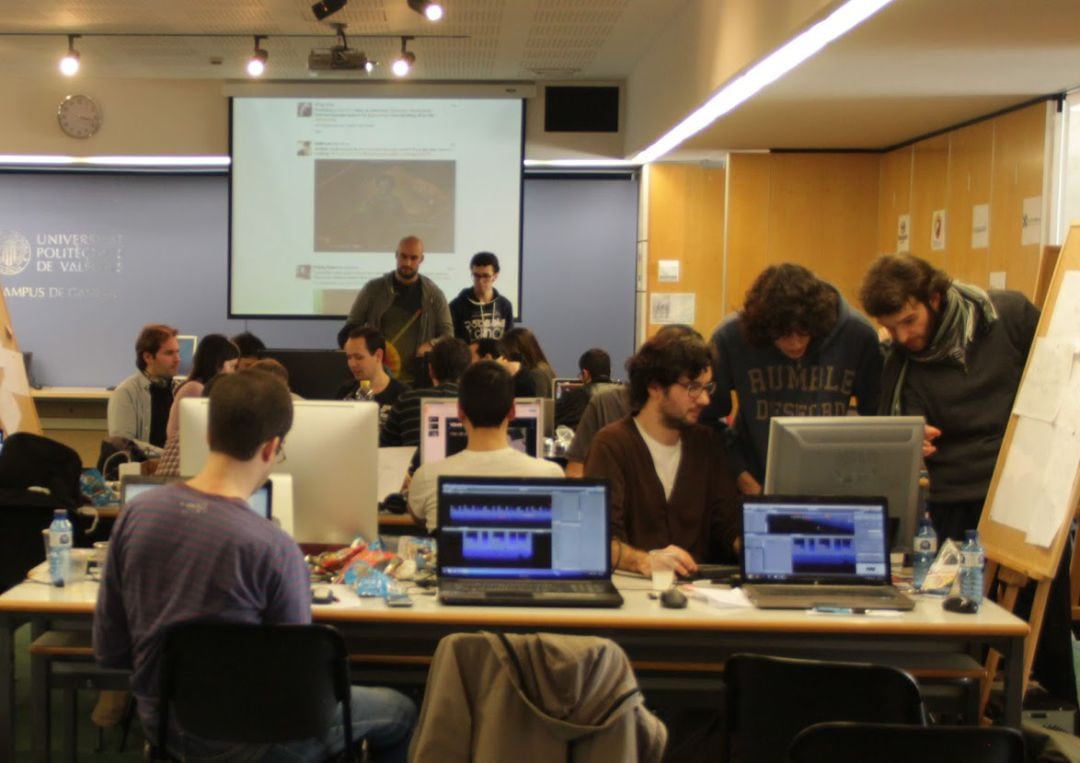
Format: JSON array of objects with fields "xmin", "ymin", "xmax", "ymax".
[
  {"xmin": 912, "ymin": 513, "xmax": 937, "ymax": 590},
  {"xmin": 48, "ymin": 509, "xmax": 74, "ymax": 587},
  {"xmin": 959, "ymin": 529, "xmax": 985, "ymax": 605}
]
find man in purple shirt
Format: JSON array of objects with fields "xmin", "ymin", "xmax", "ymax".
[{"xmin": 94, "ymin": 369, "xmax": 415, "ymax": 761}]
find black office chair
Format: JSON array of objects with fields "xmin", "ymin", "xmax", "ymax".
[
  {"xmin": 722, "ymin": 653, "xmax": 926, "ymax": 763},
  {"xmin": 158, "ymin": 622, "xmax": 353, "ymax": 760},
  {"xmin": 787, "ymin": 721, "xmax": 1025, "ymax": 763}
]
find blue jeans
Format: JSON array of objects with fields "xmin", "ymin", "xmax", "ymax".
[{"xmin": 167, "ymin": 686, "xmax": 416, "ymax": 762}]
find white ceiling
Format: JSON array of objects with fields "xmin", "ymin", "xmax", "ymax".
[{"xmin": 1, "ymin": 0, "xmax": 1079, "ymax": 153}]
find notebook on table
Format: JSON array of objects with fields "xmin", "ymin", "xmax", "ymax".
[
  {"xmin": 740, "ymin": 495, "xmax": 914, "ymax": 611},
  {"xmin": 436, "ymin": 476, "xmax": 623, "ymax": 608}
]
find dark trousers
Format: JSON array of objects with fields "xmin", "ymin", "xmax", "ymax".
[{"xmin": 929, "ymin": 499, "xmax": 1077, "ymax": 706}]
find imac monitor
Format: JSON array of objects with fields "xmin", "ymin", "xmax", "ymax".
[
  {"xmin": 420, "ymin": 397, "xmax": 544, "ymax": 465},
  {"xmin": 179, "ymin": 398, "xmax": 378, "ymax": 542},
  {"xmin": 763, "ymin": 416, "xmax": 924, "ymax": 551},
  {"xmin": 259, "ymin": 348, "xmax": 350, "ymax": 400},
  {"xmin": 176, "ymin": 335, "xmax": 198, "ymax": 379}
]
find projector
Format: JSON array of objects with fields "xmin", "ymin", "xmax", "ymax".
[{"xmin": 308, "ymin": 46, "xmax": 373, "ymax": 72}]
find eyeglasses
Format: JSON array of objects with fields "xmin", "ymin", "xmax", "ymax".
[
  {"xmin": 471, "ymin": 272, "xmax": 494, "ymax": 281},
  {"xmin": 673, "ymin": 380, "xmax": 716, "ymax": 398},
  {"xmin": 274, "ymin": 441, "xmax": 286, "ymax": 464}
]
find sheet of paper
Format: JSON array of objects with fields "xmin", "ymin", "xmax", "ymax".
[
  {"xmin": 1032, "ymin": 416, "xmax": 1080, "ymax": 546},
  {"xmin": 930, "ymin": 209, "xmax": 946, "ymax": 251},
  {"xmin": 1022, "ymin": 196, "xmax": 1043, "ymax": 246},
  {"xmin": 1047, "ymin": 270, "xmax": 1080, "ymax": 342},
  {"xmin": 657, "ymin": 259, "xmax": 680, "ymax": 283},
  {"xmin": 971, "ymin": 203, "xmax": 989, "ymax": 249},
  {"xmin": 686, "ymin": 584, "xmax": 752, "ymax": 609},
  {"xmin": 989, "ymin": 271, "xmax": 1006, "ymax": 290},
  {"xmin": 377, "ymin": 446, "xmax": 416, "ymax": 501},
  {"xmin": 989, "ymin": 416, "xmax": 1054, "ymax": 533},
  {"xmin": 0, "ymin": 347, "xmax": 30, "ymax": 396},
  {"xmin": 650, "ymin": 293, "xmax": 695, "ymax": 325},
  {"xmin": 0, "ymin": 390, "xmax": 22, "ymax": 434},
  {"xmin": 1011, "ymin": 337, "xmax": 1074, "ymax": 422},
  {"xmin": 897, "ymin": 214, "xmax": 911, "ymax": 253}
]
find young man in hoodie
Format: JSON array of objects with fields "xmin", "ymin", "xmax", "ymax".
[
  {"xmin": 703, "ymin": 263, "xmax": 883, "ymax": 495},
  {"xmin": 449, "ymin": 251, "xmax": 515, "ymax": 341}
]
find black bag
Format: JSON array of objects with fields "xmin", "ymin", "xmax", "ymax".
[{"xmin": 0, "ymin": 432, "xmax": 82, "ymax": 509}]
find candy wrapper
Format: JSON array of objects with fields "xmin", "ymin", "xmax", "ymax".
[
  {"xmin": 306, "ymin": 535, "xmax": 384, "ymax": 581},
  {"xmin": 341, "ymin": 543, "xmax": 400, "ymax": 596},
  {"xmin": 397, "ymin": 536, "xmax": 437, "ymax": 575},
  {"xmin": 919, "ymin": 538, "xmax": 962, "ymax": 594}
]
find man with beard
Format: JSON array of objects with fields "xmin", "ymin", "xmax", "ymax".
[
  {"xmin": 346, "ymin": 235, "xmax": 453, "ymax": 384},
  {"xmin": 584, "ymin": 330, "xmax": 739, "ymax": 577}
]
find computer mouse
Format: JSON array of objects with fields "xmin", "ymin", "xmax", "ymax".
[
  {"xmin": 942, "ymin": 595, "xmax": 979, "ymax": 614},
  {"xmin": 660, "ymin": 588, "xmax": 688, "ymax": 609}
]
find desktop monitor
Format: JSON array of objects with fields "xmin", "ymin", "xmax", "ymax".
[
  {"xmin": 763, "ymin": 416, "xmax": 925, "ymax": 551},
  {"xmin": 419, "ymin": 397, "xmax": 544, "ymax": 465},
  {"xmin": 260, "ymin": 348, "xmax": 350, "ymax": 400},
  {"xmin": 179, "ymin": 398, "xmax": 378, "ymax": 543},
  {"xmin": 176, "ymin": 335, "xmax": 198, "ymax": 379}
]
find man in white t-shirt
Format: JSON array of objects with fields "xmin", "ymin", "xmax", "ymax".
[{"xmin": 408, "ymin": 360, "xmax": 563, "ymax": 532}]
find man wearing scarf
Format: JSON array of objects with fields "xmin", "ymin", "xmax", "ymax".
[{"xmin": 860, "ymin": 255, "xmax": 1077, "ymax": 707}]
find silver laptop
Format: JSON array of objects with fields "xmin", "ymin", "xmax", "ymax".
[
  {"xmin": 437, "ymin": 476, "xmax": 623, "ymax": 608},
  {"xmin": 741, "ymin": 495, "xmax": 914, "ymax": 611}
]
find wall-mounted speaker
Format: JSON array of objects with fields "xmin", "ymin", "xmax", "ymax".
[{"xmin": 544, "ymin": 86, "xmax": 619, "ymax": 133}]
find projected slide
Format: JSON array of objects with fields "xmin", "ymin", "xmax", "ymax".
[{"xmin": 230, "ymin": 97, "xmax": 523, "ymax": 317}]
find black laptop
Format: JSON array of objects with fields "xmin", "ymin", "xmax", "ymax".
[
  {"xmin": 740, "ymin": 495, "xmax": 914, "ymax": 611},
  {"xmin": 436, "ymin": 476, "xmax": 623, "ymax": 608}
]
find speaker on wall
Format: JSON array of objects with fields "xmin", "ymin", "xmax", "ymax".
[{"xmin": 544, "ymin": 86, "xmax": 619, "ymax": 133}]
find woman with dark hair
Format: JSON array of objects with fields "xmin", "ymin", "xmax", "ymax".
[
  {"xmin": 156, "ymin": 334, "xmax": 240, "ymax": 476},
  {"xmin": 501, "ymin": 327, "xmax": 555, "ymax": 398}
]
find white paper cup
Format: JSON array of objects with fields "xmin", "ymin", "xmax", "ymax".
[{"xmin": 649, "ymin": 550, "xmax": 678, "ymax": 591}]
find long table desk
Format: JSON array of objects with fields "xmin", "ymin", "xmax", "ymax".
[{"xmin": 0, "ymin": 577, "xmax": 1028, "ymax": 762}]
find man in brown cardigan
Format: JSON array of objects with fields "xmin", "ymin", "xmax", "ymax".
[{"xmin": 584, "ymin": 329, "xmax": 739, "ymax": 577}]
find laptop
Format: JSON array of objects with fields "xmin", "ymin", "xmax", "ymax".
[
  {"xmin": 436, "ymin": 476, "xmax": 623, "ymax": 608},
  {"xmin": 740, "ymin": 495, "xmax": 915, "ymax": 610},
  {"xmin": 120, "ymin": 475, "xmax": 273, "ymax": 520}
]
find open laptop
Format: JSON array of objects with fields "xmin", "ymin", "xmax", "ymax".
[
  {"xmin": 120, "ymin": 475, "xmax": 273, "ymax": 520},
  {"xmin": 437, "ymin": 476, "xmax": 623, "ymax": 608},
  {"xmin": 740, "ymin": 495, "xmax": 914, "ymax": 610},
  {"xmin": 420, "ymin": 397, "xmax": 544, "ymax": 464}
]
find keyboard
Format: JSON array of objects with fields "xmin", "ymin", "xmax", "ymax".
[
  {"xmin": 758, "ymin": 585, "xmax": 898, "ymax": 599},
  {"xmin": 441, "ymin": 579, "xmax": 612, "ymax": 595}
]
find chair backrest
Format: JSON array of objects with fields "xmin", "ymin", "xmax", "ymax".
[
  {"xmin": 723, "ymin": 653, "xmax": 926, "ymax": 763},
  {"xmin": 0, "ymin": 432, "xmax": 82, "ymax": 508},
  {"xmin": 159, "ymin": 622, "xmax": 352, "ymax": 751},
  {"xmin": 0, "ymin": 504, "xmax": 59, "ymax": 592},
  {"xmin": 787, "ymin": 721, "xmax": 1025, "ymax": 763}
]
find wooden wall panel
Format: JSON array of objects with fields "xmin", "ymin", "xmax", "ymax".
[
  {"xmin": 724, "ymin": 153, "xmax": 771, "ymax": 316},
  {"xmin": 990, "ymin": 102, "xmax": 1049, "ymax": 297},
  {"xmin": 909, "ymin": 135, "xmax": 950, "ymax": 266},
  {"xmin": 947, "ymin": 120, "xmax": 995, "ymax": 285},
  {"xmin": 645, "ymin": 163, "xmax": 726, "ymax": 337},
  {"xmin": 878, "ymin": 148, "xmax": 913, "ymax": 254}
]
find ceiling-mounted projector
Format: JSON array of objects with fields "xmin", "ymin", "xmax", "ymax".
[{"xmin": 308, "ymin": 46, "xmax": 373, "ymax": 71}]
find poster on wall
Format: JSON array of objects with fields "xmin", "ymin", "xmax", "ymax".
[
  {"xmin": 897, "ymin": 214, "xmax": 911, "ymax": 253},
  {"xmin": 650, "ymin": 293, "xmax": 695, "ymax": 325},
  {"xmin": 971, "ymin": 204, "xmax": 990, "ymax": 249},
  {"xmin": 931, "ymin": 209, "xmax": 947, "ymax": 251},
  {"xmin": 1022, "ymin": 196, "xmax": 1043, "ymax": 246}
]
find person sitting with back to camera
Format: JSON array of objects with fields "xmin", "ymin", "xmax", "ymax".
[
  {"xmin": 501, "ymin": 327, "xmax": 556, "ymax": 398},
  {"xmin": 554, "ymin": 347, "xmax": 620, "ymax": 431},
  {"xmin": 584, "ymin": 329, "xmax": 739, "ymax": 578},
  {"xmin": 470, "ymin": 337, "xmax": 538, "ymax": 397},
  {"xmin": 381, "ymin": 338, "xmax": 471, "ymax": 448},
  {"xmin": 407, "ymin": 360, "xmax": 564, "ymax": 533}
]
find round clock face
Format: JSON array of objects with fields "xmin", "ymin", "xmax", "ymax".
[{"xmin": 57, "ymin": 94, "xmax": 102, "ymax": 139}]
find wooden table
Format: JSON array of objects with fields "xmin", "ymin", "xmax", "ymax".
[{"xmin": 0, "ymin": 577, "xmax": 1028, "ymax": 762}]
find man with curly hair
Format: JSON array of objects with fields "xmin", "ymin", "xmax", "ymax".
[{"xmin": 704, "ymin": 264, "xmax": 883, "ymax": 494}]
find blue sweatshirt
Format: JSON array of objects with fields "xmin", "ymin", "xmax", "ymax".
[{"xmin": 704, "ymin": 288, "xmax": 884, "ymax": 482}]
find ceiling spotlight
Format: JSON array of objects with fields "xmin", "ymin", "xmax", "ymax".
[
  {"xmin": 59, "ymin": 35, "xmax": 81, "ymax": 76},
  {"xmin": 392, "ymin": 36, "xmax": 415, "ymax": 77},
  {"xmin": 246, "ymin": 36, "xmax": 268, "ymax": 77},
  {"xmin": 312, "ymin": 0, "xmax": 347, "ymax": 21},
  {"xmin": 407, "ymin": 0, "xmax": 444, "ymax": 21}
]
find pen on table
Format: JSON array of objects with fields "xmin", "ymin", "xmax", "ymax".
[{"xmin": 810, "ymin": 606, "xmax": 902, "ymax": 617}]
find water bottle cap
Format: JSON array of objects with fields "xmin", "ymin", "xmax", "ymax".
[
  {"xmin": 965, "ymin": 529, "xmax": 978, "ymax": 540},
  {"xmin": 52, "ymin": 508, "xmax": 67, "ymax": 517}
]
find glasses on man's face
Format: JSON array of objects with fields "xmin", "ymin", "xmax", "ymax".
[
  {"xmin": 673, "ymin": 380, "xmax": 717, "ymax": 399},
  {"xmin": 472, "ymin": 272, "xmax": 494, "ymax": 282},
  {"xmin": 274, "ymin": 441, "xmax": 286, "ymax": 464}
]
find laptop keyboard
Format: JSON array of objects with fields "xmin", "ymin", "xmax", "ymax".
[
  {"xmin": 763, "ymin": 585, "xmax": 897, "ymax": 599},
  {"xmin": 443, "ymin": 580, "xmax": 611, "ymax": 595}
]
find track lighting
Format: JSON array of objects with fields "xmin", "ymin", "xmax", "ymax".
[
  {"xmin": 392, "ymin": 36, "xmax": 415, "ymax": 77},
  {"xmin": 246, "ymin": 36, "xmax": 268, "ymax": 76},
  {"xmin": 59, "ymin": 35, "xmax": 80, "ymax": 76},
  {"xmin": 407, "ymin": 0, "xmax": 444, "ymax": 22},
  {"xmin": 312, "ymin": 0, "xmax": 347, "ymax": 21}
]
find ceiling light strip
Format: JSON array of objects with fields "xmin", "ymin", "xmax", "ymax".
[
  {"xmin": 0, "ymin": 155, "xmax": 231, "ymax": 168},
  {"xmin": 632, "ymin": 0, "xmax": 894, "ymax": 164}
]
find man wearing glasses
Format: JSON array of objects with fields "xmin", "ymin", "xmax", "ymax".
[
  {"xmin": 703, "ymin": 263, "xmax": 883, "ymax": 495},
  {"xmin": 584, "ymin": 331, "xmax": 739, "ymax": 577},
  {"xmin": 449, "ymin": 251, "xmax": 515, "ymax": 341}
]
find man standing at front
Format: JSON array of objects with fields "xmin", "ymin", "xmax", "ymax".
[
  {"xmin": 449, "ymin": 251, "xmax": 515, "ymax": 341},
  {"xmin": 704, "ymin": 264, "xmax": 883, "ymax": 495},
  {"xmin": 584, "ymin": 331, "xmax": 739, "ymax": 577},
  {"xmin": 107, "ymin": 323, "xmax": 182, "ymax": 454},
  {"xmin": 94, "ymin": 370, "xmax": 415, "ymax": 760},
  {"xmin": 347, "ymin": 235, "xmax": 453, "ymax": 384}
]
